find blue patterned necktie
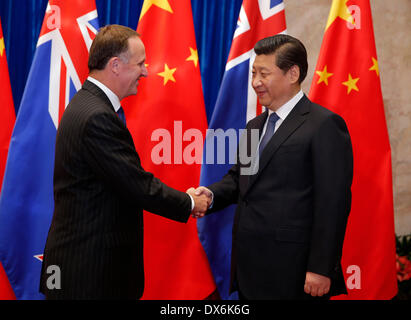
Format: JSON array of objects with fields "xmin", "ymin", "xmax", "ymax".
[
  {"xmin": 259, "ymin": 112, "xmax": 280, "ymax": 157},
  {"xmin": 117, "ymin": 106, "xmax": 126, "ymax": 126}
]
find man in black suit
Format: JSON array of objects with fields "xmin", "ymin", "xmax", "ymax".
[
  {"xmin": 40, "ymin": 25, "xmax": 209, "ymax": 299},
  {"xmin": 192, "ymin": 35, "xmax": 353, "ymax": 299}
]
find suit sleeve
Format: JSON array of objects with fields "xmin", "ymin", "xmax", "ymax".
[
  {"xmin": 82, "ymin": 113, "xmax": 191, "ymax": 223},
  {"xmin": 206, "ymin": 122, "xmax": 255, "ymax": 213},
  {"xmin": 307, "ymin": 113, "xmax": 353, "ymax": 277},
  {"xmin": 206, "ymin": 122, "xmax": 256, "ymax": 213},
  {"xmin": 207, "ymin": 162, "xmax": 240, "ymax": 213}
]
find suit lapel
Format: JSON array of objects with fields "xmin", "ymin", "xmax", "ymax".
[
  {"xmin": 238, "ymin": 111, "xmax": 268, "ymax": 195},
  {"xmin": 252, "ymin": 110, "xmax": 269, "ymax": 141},
  {"xmin": 245, "ymin": 95, "xmax": 311, "ymax": 194}
]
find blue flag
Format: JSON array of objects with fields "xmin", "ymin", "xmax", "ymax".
[
  {"xmin": 0, "ymin": 1, "xmax": 99, "ymax": 299},
  {"xmin": 197, "ymin": 0, "xmax": 287, "ymax": 300}
]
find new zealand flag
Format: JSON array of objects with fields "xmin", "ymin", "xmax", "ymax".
[
  {"xmin": 197, "ymin": 0, "xmax": 287, "ymax": 300},
  {"xmin": 0, "ymin": 1, "xmax": 99, "ymax": 299}
]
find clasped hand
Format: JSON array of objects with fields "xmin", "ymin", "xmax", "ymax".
[{"xmin": 186, "ymin": 186, "xmax": 213, "ymax": 218}]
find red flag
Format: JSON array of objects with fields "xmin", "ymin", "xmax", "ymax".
[
  {"xmin": 0, "ymin": 263, "xmax": 15, "ymax": 300},
  {"xmin": 0, "ymin": 19, "xmax": 15, "ymax": 194},
  {"xmin": 309, "ymin": 0, "xmax": 397, "ymax": 299},
  {"xmin": 0, "ymin": 17, "xmax": 16, "ymax": 300},
  {"xmin": 122, "ymin": 0, "xmax": 215, "ymax": 298}
]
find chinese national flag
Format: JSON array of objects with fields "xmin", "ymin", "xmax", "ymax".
[
  {"xmin": 309, "ymin": 0, "xmax": 397, "ymax": 299},
  {"xmin": 122, "ymin": 0, "xmax": 215, "ymax": 298},
  {"xmin": 0, "ymin": 18, "xmax": 16, "ymax": 300}
]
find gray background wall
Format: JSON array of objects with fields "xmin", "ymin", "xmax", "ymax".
[{"xmin": 284, "ymin": 0, "xmax": 411, "ymax": 235}]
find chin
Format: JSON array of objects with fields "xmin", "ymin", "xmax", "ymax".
[
  {"xmin": 128, "ymin": 89, "xmax": 138, "ymax": 97},
  {"xmin": 258, "ymin": 98, "xmax": 269, "ymax": 107}
]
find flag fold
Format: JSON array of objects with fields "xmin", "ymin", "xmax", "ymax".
[{"xmin": 0, "ymin": 17, "xmax": 16, "ymax": 300}]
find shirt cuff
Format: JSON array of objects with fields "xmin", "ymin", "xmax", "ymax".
[
  {"xmin": 209, "ymin": 190, "xmax": 214, "ymax": 209},
  {"xmin": 188, "ymin": 194, "xmax": 195, "ymax": 211}
]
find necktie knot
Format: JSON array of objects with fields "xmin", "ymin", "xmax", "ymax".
[{"xmin": 268, "ymin": 112, "xmax": 280, "ymax": 124}]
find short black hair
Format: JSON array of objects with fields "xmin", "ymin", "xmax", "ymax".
[
  {"xmin": 254, "ymin": 34, "xmax": 308, "ymax": 84},
  {"xmin": 88, "ymin": 24, "xmax": 140, "ymax": 72}
]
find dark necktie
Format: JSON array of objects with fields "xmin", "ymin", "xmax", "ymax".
[
  {"xmin": 117, "ymin": 106, "xmax": 126, "ymax": 125},
  {"xmin": 259, "ymin": 112, "xmax": 280, "ymax": 157}
]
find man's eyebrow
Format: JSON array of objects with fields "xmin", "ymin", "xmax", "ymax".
[{"xmin": 253, "ymin": 66, "xmax": 271, "ymax": 71}]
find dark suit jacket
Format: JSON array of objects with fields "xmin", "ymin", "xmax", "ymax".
[
  {"xmin": 39, "ymin": 80, "xmax": 191, "ymax": 299},
  {"xmin": 208, "ymin": 95, "xmax": 353, "ymax": 299}
]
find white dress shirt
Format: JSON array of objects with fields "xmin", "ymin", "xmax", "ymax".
[
  {"xmin": 260, "ymin": 90, "xmax": 304, "ymax": 138},
  {"xmin": 208, "ymin": 91, "xmax": 304, "ymax": 210},
  {"xmin": 87, "ymin": 76, "xmax": 121, "ymax": 112}
]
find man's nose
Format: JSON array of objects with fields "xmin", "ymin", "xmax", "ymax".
[
  {"xmin": 142, "ymin": 64, "xmax": 148, "ymax": 78},
  {"xmin": 252, "ymin": 76, "xmax": 262, "ymax": 88}
]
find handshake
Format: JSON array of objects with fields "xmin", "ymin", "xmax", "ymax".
[{"xmin": 186, "ymin": 187, "xmax": 213, "ymax": 219}]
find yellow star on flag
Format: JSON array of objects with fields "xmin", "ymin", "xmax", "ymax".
[
  {"xmin": 0, "ymin": 37, "xmax": 5, "ymax": 57},
  {"xmin": 342, "ymin": 73, "xmax": 359, "ymax": 94},
  {"xmin": 186, "ymin": 47, "xmax": 199, "ymax": 67},
  {"xmin": 325, "ymin": 0, "xmax": 354, "ymax": 31},
  {"xmin": 316, "ymin": 65, "xmax": 333, "ymax": 86},
  {"xmin": 140, "ymin": 0, "xmax": 173, "ymax": 21},
  {"xmin": 369, "ymin": 57, "xmax": 379, "ymax": 77},
  {"xmin": 158, "ymin": 63, "xmax": 176, "ymax": 85}
]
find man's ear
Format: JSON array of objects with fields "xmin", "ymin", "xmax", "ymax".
[
  {"xmin": 288, "ymin": 65, "xmax": 300, "ymax": 84},
  {"xmin": 108, "ymin": 57, "xmax": 120, "ymax": 76}
]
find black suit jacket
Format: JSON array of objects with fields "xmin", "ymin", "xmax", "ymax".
[
  {"xmin": 40, "ymin": 80, "xmax": 191, "ymax": 299},
  {"xmin": 208, "ymin": 95, "xmax": 353, "ymax": 299}
]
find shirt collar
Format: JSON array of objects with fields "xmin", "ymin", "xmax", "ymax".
[
  {"xmin": 87, "ymin": 76, "xmax": 121, "ymax": 112},
  {"xmin": 268, "ymin": 90, "xmax": 304, "ymax": 120}
]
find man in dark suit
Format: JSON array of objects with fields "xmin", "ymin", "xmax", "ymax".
[
  {"xmin": 192, "ymin": 35, "xmax": 353, "ymax": 299},
  {"xmin": 40, "ymin": 25, "xmax": 209, "ymax": 299}
]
